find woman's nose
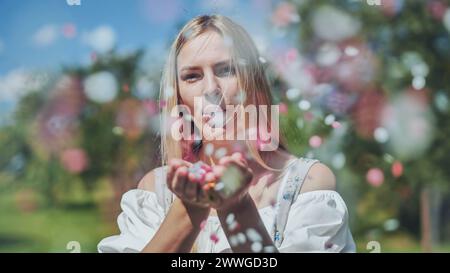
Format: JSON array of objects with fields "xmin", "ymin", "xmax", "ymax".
[
  {"xmin": 204, "ymin": 72, "xmax": 219, "ymax": 93},
  {"xmin": 203, "ymin": 72, "xmax": 222, "ymax": 104}
]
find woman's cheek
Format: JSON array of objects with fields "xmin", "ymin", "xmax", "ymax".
[
  {"xmin": 222, "ymin": 82, "xmax": 240, "ymax": 105},
  {"xmin": 179, "ymin": 86, "xmax": 199, "ymax": 108}
]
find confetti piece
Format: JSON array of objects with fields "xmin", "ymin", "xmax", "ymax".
[
  {"xmin": 214, "ymin": 181, "xmax": 225, "ymax": 191},
  {"xmin": 332, "ymin": 121, "xmax": 341, "ymax": 129},
  {"xmin": 331, "ymin": 153, "xmax": 346, "ymax": 169},
  {"xmin": 279, "ymin": 102, "xmax": 288, "ymax": 114},
  {"xmin": 226, "ymin": 213, "xmax": 239, "ymax": 231},
  {"xmin": 263, "ymin": 246, "xmax": 277, "ymax": 253},
  {"xmin": 201, "ymin": 164, "xmax": 212, "ymax": 172},
  {"xmin": 286, "ymin": 88, "xmax": 301, "ymax": 100},
  {"xmin": 309, "ymin": 135, "xmax": 322, "ymax": 148},
  {"xmin": 374, "ymin": 127, "xmax": 389, "ymax": 143},
  {"xmin": 228, "ymin": 221, "xmax": 239, "ymax": 232},
  {"xmin": 200, "ymin": 220, "xmax": 207, "ymax": 231},
  {"xmin": 324, "ymin": 114, "xmax": 336, "ymax": 125},
  {"xmin": 345, "ymin": 46, "xmax": 360, "ymax": 56},
  {"xmin": 392, "ymin": 161, "xmax": 403, "ymax": 178},
  {"xmin": 214, "ymin": 147, "xmax": 227, "ymax": 159},
  {"xmin": 229, "ymin": 235, "xmax": 239, "ymax": 247},
  {"xmin": 112, "ymin": 126, "xmax": 124, "ymax": 135},
  {"xmin": 203, "ymin": 181, "xmax": 216, "ymax": 191},
  {"xmin": 366, "ymin": 168, "xmax": 384, "ymax": 187},
  {"xmin": 246, "ymin": 228, "xmax": 262, "ymax": 242},
  {"xmin": 62, "ymin": 23, "xmax": 76, "ymax": 39},
  {"xmin": 298, "ymin": 100, "xmax": 311, "ymax": 111},
  {"xmin": 251, "ymin": 242, "xmax": 263, "ymax": 252},
  {"xmin": 220, "ymin": 166, "xmax": 243, "ymax": 197},
  {"xmin": 236, "ymin": 233, "xmax": 246, "ymax": 244},
  {"xmin": 205, "ymin": 143, "xmax": 214, "ymax": 156},
  {"xmin": 226, "ymin": 213, "xmax": 235, "ymax": 225},
  {"xmin": 83, "ymin": 71, "xmax": 118, "ymax": 103},
  {"xmin": 285, "ymin": 48, "xmax": 298, "ymax": 63},
  {"xmin": 188, "ymin": 161, "xmax": 211, "ymax": 184}
]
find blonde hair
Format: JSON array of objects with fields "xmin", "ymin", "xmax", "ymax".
[{"xmin": 159, "ymin": 14, "xmax": 287, "ymax": 171}]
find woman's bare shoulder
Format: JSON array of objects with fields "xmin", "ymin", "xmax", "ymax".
[
  {"xmin": 137, "ymin": 166, "xmax": 167, "ymax": 192},
  {"xmin": 300, "ymin": 162, "xmax": 337, "ymax": 193}
]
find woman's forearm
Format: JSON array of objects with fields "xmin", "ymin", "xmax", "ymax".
[
  {"xmin": 217, "ymin": 194, "xmax": 279, "ymax": 253},
  {"xmin": 141, "ymin": 198, "xmax": 210, "ymax": 252}
]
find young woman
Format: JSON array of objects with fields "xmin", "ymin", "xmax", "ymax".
[{"xmin": 98, "ymin": 14, "xmax": 355, "ymax": 253}]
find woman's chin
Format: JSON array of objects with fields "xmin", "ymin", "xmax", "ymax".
[{"xmin": 202, "ymin": 123, "xmax": 226, "ymax": 140}]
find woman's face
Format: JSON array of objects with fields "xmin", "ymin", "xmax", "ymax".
[{"xmin": 177, "ymin": 30, "xmax": 240, "ymax": 130}]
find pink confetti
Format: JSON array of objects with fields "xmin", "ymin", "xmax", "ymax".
[
  {"xmin": 143, "ymin": 100, "xmax": 158, "ymax": 115},
  {"xmin": 309, "ymin": 135, "xmax": 322, "ymax": 148},
  {"xmin": 62, "ymin": 23, "xmax": 76, "ymax": 39},
  {"xmin": 200, "ymin": 220, "xmax": 207, "ymax": 231},
  {"xmin": 332, "ymin": 121, "xmax": 341, "ymax": 129},
  {"xmin": 366, "ymin": 168, "xmax": 384, "ymax": 187},
  {"xmin": 60, "ymin": 148, "xmax": 89, "ymax": 174},
  {"xmin": 272, "ymin": 2, "xmax": 299, "ymax": 28},
  {"xmin": 391, "ymin": 161, "xmax": 403, "ymax": 178},
  {"xmin": 210, "ymin": 233, "xmax": 220, "ymax": 244},
  {"xmin": 285, "ymin": 48, "xmax": 298, "ymax": 63},
  {"xmin": 279, "ymin": 102, "xmax": 288, "ymax": 114}
]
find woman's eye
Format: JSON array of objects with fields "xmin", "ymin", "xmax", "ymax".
[
  {"xmin": 216, "ymin": 66, "xmax": 235, "ymax": 77},
  {"xmin": 183, "ymin": 73, "xmax": 200, "ymax": 83}
]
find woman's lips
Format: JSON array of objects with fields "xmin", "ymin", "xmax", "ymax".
[
  {"xmin": 202, "ymin": 111, "xmax": 225, "ymax": 128},
  {"xmin": 202, "ymin": 113, "xmax": 212, "ymax": 124}
]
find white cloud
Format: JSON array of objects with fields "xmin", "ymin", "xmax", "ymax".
[
  {"xmin": 82, "ymin": 25, "xmax": 116, "ymax": 54},
  {"xmin": 312, "ymin": 6, "xmax": 361, "ymax": 42},
  {"xmin": 33, "ymin": 24, "xmax": 58, "ymax": 47},
  {"xmin": 0, "ymin": 69, "xmax": 47, "ymax": 103}
]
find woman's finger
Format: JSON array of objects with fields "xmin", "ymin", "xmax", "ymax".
[
  {"xmin": 167, "ymin": 159, "xmax": 193, "ymax": 185},
  {"xmin": 172, "ymin": 166, "xmax": 188, "ymax": 197},
  {"xmin": 205, "ymin": 187, "xmax": 223, "ymax": 208},
  {"xmin": 197, "ymin": 183, "xmax": 209, "ymax": 204},
  {"xmin": 212, "ymin": 165, "xmax": 226, "ymax": 182},
  {"xmin": 184, "ymin": 176, "xmax": 198, "ymax": 202},
  {"xmin": 218, "ymin": 155, "xmax": 233, "ymax": 166}
]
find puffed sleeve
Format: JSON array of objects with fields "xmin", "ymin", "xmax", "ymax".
[
  {"xmin": 97, "ymin": 189, "xmax": 166, "ymax": 253},
  {"xmin": 278, "ymin": 190, "xmax": 356, "ymax": 253}
]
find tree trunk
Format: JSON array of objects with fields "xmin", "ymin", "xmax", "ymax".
[{"xmin": 420, "ymin": 187, "xmax": 432, "ymax": 252}]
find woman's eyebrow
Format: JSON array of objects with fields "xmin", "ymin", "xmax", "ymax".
[
  {"xmin": 214, "ymin": 60, "xmax": 232, "ymax": 67},
  {"xmin": 180, "ymin": 65, "xmax": 201, "ymax": 72},
  {"xmin": 179, "ymin": 60, "xmax": 232, "ymax": 72}
]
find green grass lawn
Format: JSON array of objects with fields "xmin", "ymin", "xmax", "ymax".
[
  {"xmin": 1, "ymin": 187, "xmax": 449, "ymax": 253},
  {"xmin": 0, "ymin": 188, "xmax": 117, "ymax": 253},
  {"xmin": 0, "ymin": 208, "xmax": 110, "ymax": 252},
  {"xmin": 356, "ymin": 234, "xmax": 450, "ymax": 253}
]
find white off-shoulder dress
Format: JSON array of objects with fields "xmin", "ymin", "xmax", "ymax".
[{"xmin": 98, "ymin": 157, "xmax": 356, "ymax": 253}]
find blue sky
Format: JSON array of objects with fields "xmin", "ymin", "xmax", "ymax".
[
  {"xmin": 0, "ymin": 0, "xmax": 272, "ymax": 74},
  {"xmin": 0, "ymin": 0, "xmax": 280, "ymax": 124}
]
